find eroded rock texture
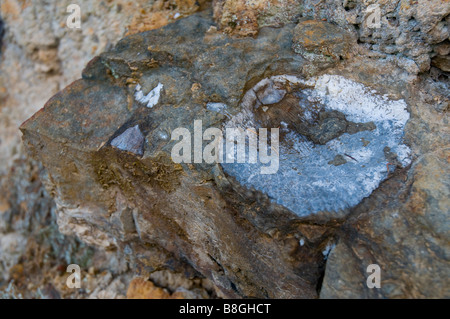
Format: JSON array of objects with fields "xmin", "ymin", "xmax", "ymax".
[
  {"xmin": 0, "ymin": 0, "xmax": 208, "ymax": 298},
  {"xmin": 21, "ymin": 7, "xmax": 449, "ymax": 299},
  {"xmin": 213, "ymin": 0, "xmax": 450, "ymax": 74}
]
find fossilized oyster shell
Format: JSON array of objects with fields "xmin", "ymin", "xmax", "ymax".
[{"xmin": 221, "ymin": 74, "xmax": 411, "ymax": 217}]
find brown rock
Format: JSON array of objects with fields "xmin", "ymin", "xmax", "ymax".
[
  {"xmin": 431, "ymin": 55, "xmax": 450, "ymax": 72},
  {"xmin": 292, "ymin": 20, "xmax": 356, "ymax": 62},
  {"xmin": 11, "ymin": 4, "xmax": 450, "ymax": 301}
]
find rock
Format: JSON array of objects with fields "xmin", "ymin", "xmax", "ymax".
[
  {"xmin": 126, "ymin": 277, "xmax": 209, "ymax": 299},
  {"xmin": 321, "ymin": 149, "xmax": 450, "ymax": 298},
  {"xmin": 434, "ymin": 42, "xmax": 450, "ymax": 56},
  {"xmin": 111, "ymin": 125, "xmax": 145, "ymax": 156},
  {"xmin": 0, "ymin": 0, "xmax": 203, "ymax": 177},
  {"xmin": 0, "ymin": 157, "xmax": 132, "ymax": 299},
  {"xmin": 328, "ymin": 155, "xmax": 347, "ymax": 167},
  {"xmin": 215, "ymin": 0, "xmax": 450, "ymax": 72},
  {"xmin": 292, "ymin": 20, "xmax": 356, "ymax": 62},
  {"xmin": 5, "ymin": 2, "xmax": 448, "ymax": 300},
  {"xmin": 20, "ymin": 7, "xmax": 449, "ymax": 299},
  {"xmin": 0, "ymin": 0, "xmax": 205, "ymax": 298},
  {"xmin": 21, "ymin": 11, "xmax": 327, "ymax": 298},
  {"xmin": 127, "ymin": 278, "xmax": 172, "ymax": 299},
  {"xmin": 431, "ymin": 55, "xmax": 450, "ymax": 72},
  {"xmin": 213, "ymin": 0, "xmax": 302, "ymax": 36},
  {"xmin": 388, "ymin": 55, "xmax": 420, "ymax": 74}
]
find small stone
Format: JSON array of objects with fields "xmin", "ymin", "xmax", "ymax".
[
  {"xmin": 256, "ymin": 83, "xmax": 286, "ymax": 105},
  {"xmin": 361, "ymin": 138, "xmax": 370, "ymax": 147},
  {"xmin": 434, "ymin": 42, "xmax": 450, "ymax": 56},
  {"xmin": 292, "ymin": 20, "xmax": 355, "ymax": 62},
  {"xmin": 307, "ymin": 116, "xmax": 348, "ymax": 145},
  {"xmin": 127, "ymin": 278, "xmax": 171, "ymax": 299},
  {"xmin": 110, "ymin": 125, "xmax": 144, "ymax": 156}
]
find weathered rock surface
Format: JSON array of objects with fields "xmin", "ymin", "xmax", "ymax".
[
  {"xmin": 0, "ymin": 0, "xmax": 206, "ymax": 298},
  {"xmin": 318, "ymin": 63, "xmax": 450, "ymax": 298},
  {"xmin": 0, "ymin": 156, "xmax": 132, "ymax": 299},
  {"xmin": 127, "ymin": 276, "xmax": 212, "ymax": 299},
  {"xmin": 214, "ymin": 0, "xmax": 450, "ymax": 74},
  {"xmin": 321, "ymin": 148, "xmax": 450, "ymax": 298},
  {"xmin": 432, "ymin": 55, "xmax": 450, "ymax": 73},
  {"xmin": 292, "ymin": 20, "xmax": 356, "ymax": 62},
  {"xmin": 20, "ymin": 7, "xmax": 449, "ymax": 299},
  {"xmin": 21, "ymin": 11, "xmax": 327, "ymax": 298}
]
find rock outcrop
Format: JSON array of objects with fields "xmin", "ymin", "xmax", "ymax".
[
  {"xmin": 213, "ymin": 0, "xmax": 450, "ymax": 74},
  {"xmin": 20, "ymin": 6, "xmax": 449, "ymax": 299}
]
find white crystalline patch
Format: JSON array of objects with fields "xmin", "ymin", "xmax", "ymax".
[
  {"xmin": 111, "ymin": 125, "xmax": 144, "ymax": 156},
  {"xmin": 271, "ymin": 74, "xmax": 304, "ymax": 85},
  {"xmin": 303, "ymin": 109, "xmax": 314, "ymax": 122},
  {"xmin": 134, "ymin": 83, "xmax": 163, "ymax": 108},
  {"xmin": 312, "ymin": 75, "xmax": 410, "ymax": 126}
]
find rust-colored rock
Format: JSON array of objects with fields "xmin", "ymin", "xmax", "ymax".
[{"xmin": 292, "ymin": 20, "xmax": 356, "ymax": 62}]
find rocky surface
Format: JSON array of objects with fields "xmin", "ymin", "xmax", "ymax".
[
  {"xmin": 0, "ymin": 156, "xmax": 133, "ymax": 299},
  {"xmin": 0, "ymin": 0, "xmax": 206, "ymax": 176},
  {"xmin": 292, "ymin": 20, "xmax": 356, "ymax": 62},
  {"xmin": 21, "ymin": 12, "xmax": 326, "ymax": 298},
  {"xmin": 214, "ymin": 0, "xmax": 450, "ymax": 74},
  {"xmin": 0, "ymin": 0, "xmax": 207, "ymax": 299},
  {"xmin": 1, "ymin": 0, "xmax": 449, "ymax": 299},
  {"xmin": 20, "ymin": 2, "xmax": 450, "ymax": 299}
]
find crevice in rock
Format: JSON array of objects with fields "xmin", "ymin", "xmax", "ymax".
[{"xmin": 0, "ymin": 16, "xmax": 4, "ymax": 54}]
